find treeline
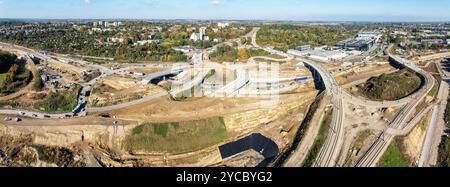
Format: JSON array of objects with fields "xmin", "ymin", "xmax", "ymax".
[
  {"xmin": 209, "ymin": 45, "xmax": 271, "ymax": 62},
  {"xmin": 256, "ymin": 24, "xmax": 361, "ymax": 50},
  {"xmin": 210, "ymin": 45, "xmax": 238, "ymax": 62},
  {"xmin": 0, "ymin": 51, "xmax": 18, "ymax": 73},
  {"xmin": 0, "ymin": 25, "xmax": 188, "ymax": 62}
]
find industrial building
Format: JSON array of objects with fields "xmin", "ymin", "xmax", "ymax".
[
  {"xmin": 336, "ymin": 31, "xmax": 382, "ymax": 51},
  {"xmin": 337, "ymin": 38, "xmax": 375, "ymax": 51}
]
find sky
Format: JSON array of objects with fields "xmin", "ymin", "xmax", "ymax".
[{"xmin": 0, "ymin": 0, "xmax": 449, "ymax": 22}]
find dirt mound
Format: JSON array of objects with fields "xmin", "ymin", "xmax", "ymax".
[
  {"xmin": 0, "ymin": 135, "xmax": 85, "ymax": 167},
  {"xmin": 358, "ymin": 69, "xmax": 423, "ymax": 101}
]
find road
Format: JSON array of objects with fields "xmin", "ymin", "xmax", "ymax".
[
  {"xmin": 88, "ymin": 91, "xmax": 168, "ymax": 113},
  {"xmin": 301, "ymin": 59, "xmax": 346, "ymax": 167},
  {"xmin": 248, "ymin": 28, "xmax": 347, "ymax": 167},
  {"xmin": 356, "ymin": 54, "xmax": 435, "ymax": 167},
  {"xmin": 419, "ymin": 60, "xmax": 450, "ymax": 167},
  {"xmin": 0, "ymin": 43, "xmax": 185, "ymax": 119}
]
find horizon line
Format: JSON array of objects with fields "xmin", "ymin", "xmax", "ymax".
[{"xmin": 1, "ymin": 18, "xmax": 449, "ymax": 23}]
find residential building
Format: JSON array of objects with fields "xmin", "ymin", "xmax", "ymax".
[{"xmin": 190, "ymin": 27, "xmax": 209, "ymax": 42}]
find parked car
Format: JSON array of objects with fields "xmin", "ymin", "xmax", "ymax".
[{"xmin": 4, "ymin": 117, "xmax": 12, "ymax": 121}]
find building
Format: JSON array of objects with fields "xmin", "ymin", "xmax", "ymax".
[
  {"xmin": 295, "ymin": 45, "xmax": 312, "ymax": 51},
  {"xmin": 190, "ymin": 27, "xmax": 209, "ymax": 42},
  {"xmin": 358, "ymin": 31, "xmax": 383, "ymax": 42},
  {"xmin": 309, "ymin": 50, "xmax": 348, "ymax": 62},
  {"xmin": 218, "ymin": 22, "xmax": 230, "ymax": 29},
  {"xmin": 337, "ymin": 38, "xmax": 375, "ymax": 51},
  {"xmin": 394, "ymin": 30, "xmax": 408, "ymax": 36},
  {"xmin": 288, "ymin": 49, "xmax": 349, "ymax": 62},
  {"xmin": 186, "ymin": 27, "xmax": 196, "ymax": 32},
  {"xmin": 104, "ymin": 21, "xmax": 124, "ymax": 27},
  {"xmin": 337, "ymin": 30, "xmax": 382, "ymax": 51},
  {"xmin": 421, "ymin": 39, "xmax": 447, "ymax": 45},
  {"xmin": 135, "ymin": 40, "xmax": 161, "ymax": 46}
]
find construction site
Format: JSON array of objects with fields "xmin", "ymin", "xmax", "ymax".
[{"xmin": 1, "ymin": 24, "xmax": 450, "ymax": 168}]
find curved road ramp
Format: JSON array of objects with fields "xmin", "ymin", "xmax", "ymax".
[{"xmin": 218, "ymin": 133, "xmax": 279, "ymax": 167}]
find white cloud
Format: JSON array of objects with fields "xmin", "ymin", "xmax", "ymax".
[
  {"xmin": 211, "ymin": 0, "xmax": 220, "ymax": 5},
  {"xmin": 84, "ymin": 0, "xmax": 91, "ymax": 4}
]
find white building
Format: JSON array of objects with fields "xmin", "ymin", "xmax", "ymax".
[
  {"xmin": 288, "ymin": 49, "xmax": 348, "ymax": 62},
  {"xmin": 134, "ymin": 40, "xmax": 161, "ymax": 46},
  {"xmin": 309, "ymin": 50, "xmax": 348, "ymax": 62},
  {"xmin": 190, "ymin": 27, "xmax": 209, "ymax": 42},
  {"xmin": 218, "ymin": 22, "xmax": 230, "ymax": 29}
]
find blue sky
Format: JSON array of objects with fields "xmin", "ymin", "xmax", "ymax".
[{"xmin": 0, "ymin": 0, "xmax": 449, "ymax": 21}]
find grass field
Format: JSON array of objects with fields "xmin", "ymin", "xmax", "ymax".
[
  {"xmin": 124, "ymin": 117, "xmax": 228, "ymax": 154},
  {"xmin": 302, "ymin": 108, "xmax": 333, "ymax": 167},
  {"xmin": 377, "ymin": 141, "xmax": 409, "ymax": 167}
]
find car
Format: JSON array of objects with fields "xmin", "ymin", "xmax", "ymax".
[
  {"xmin": 4, "ymin": 117, "xmax": 12, "ymax": 121},
  {"xmin": 18, "ymin": 111, "xmax": 26, "ymax": 116},
  {"xmin": 43, "ymin": 115, "xmax": 51, "ymax": 118},
  {"xmin": 32, "ymin": 114, "xmax": 38, "ymax": 118},
  {"xmin": 15, "ymin": 118, "xmax": 22, "ymax": 122}
]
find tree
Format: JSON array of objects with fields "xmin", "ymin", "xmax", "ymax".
[
  {"xmin": 238, "ymin": 48, "xmax": 250, "ymax": 61},
  {"xmin": 5, "ymin": 64, "xmax": 19, "ymax": 83}
]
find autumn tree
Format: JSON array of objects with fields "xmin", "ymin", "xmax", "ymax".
[{"xmin": 238, "ymin": 48, "xmax": 250, "ymax": 61}]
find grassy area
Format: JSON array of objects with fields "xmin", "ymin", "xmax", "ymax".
[
  {"xmin": 123, "ymin": 117, "xmax": 228, "ymax": 154},
  {"xmin": 358, "ymin": 69, "xmax": 423, "ymax": 101},
  {"xmin": 0, "ymin": 73, "xmax": 6, "ymax": 88},
  {"xmin": 428, "ymin": 81, "xmax": 438, "ymax": 97},
  {"xmin": 377, "ymin": 140, "xmax": 409, "ymax": 167},
  {"xmin": 302, "ymin": 108, "xmax": 333, "ymax": 167},
  {"xmin": 438, "ymin": 136, "xmax": 450, "ymax": 167},
  {"xmin": 35, "ymin": 85, "xmax": 81, "ymax": 113}
]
